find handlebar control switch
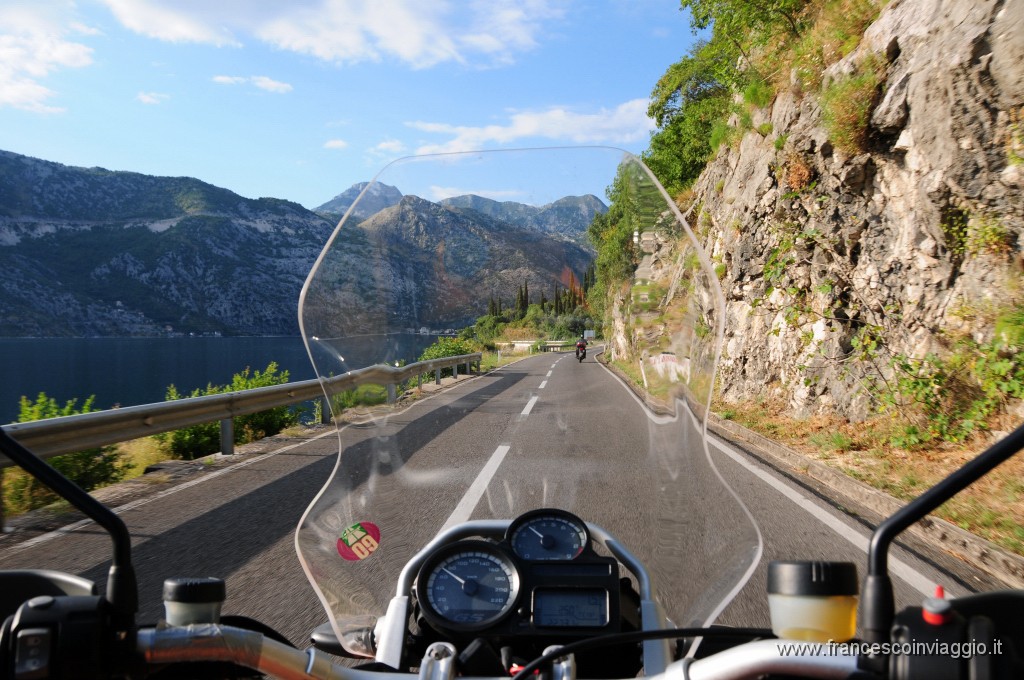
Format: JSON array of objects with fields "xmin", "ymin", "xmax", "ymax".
[
  {"xmin": 14, "ymin": 627, "xmax": 51, "ymax": 680},
  {"xmin": 162, "ymin": 577, "xmax": 226, "ymax": 626}
]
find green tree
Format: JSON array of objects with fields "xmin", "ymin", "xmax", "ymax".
[{"xmin": 644, "ymin": 39, "xmax": 737, "ymax": 193}]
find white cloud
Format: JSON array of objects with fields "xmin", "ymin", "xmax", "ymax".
[
  {"xmin": 213, "ymin": 75, "xmax": 292, "ymax": 93},
  {"xmin": 428, "ymin": 185, "xmax": 525, "ymax": 202},
  {"xmin": 137, "ymin": 91, "xmax": 169, "ymax": 104},
  {"xmin": 96, "ymin": 0, "xmax": 564, "ymax": 68},
  {"xmin": 100, "ymin": 0, "xmax": 240, "ymax": 45},
  {"xmin": 323, "ymin": 139, "xmax": 348, "ymax": 150},
  {"xmin": 408, "ymin": 100, "xmax": 656, "ymax": 153},
  {"xmin": 0, "ymin": 4, "xmax": 95, "ymax": 113},
  {"xmin": 374, "ymin": 138, "xmax": 406, "ymax": 154},
  {"xmin": 250, "ymin": 75, "xmax": 291, "ymax": 92},
  {"xmin": 363, "ymin": 137, "xmax": 408, "ymax": 164}
]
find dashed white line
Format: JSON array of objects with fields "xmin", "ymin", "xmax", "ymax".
[
  {"xmin": 546, "ymin": 371, "xmax": 553, "ymax": 377},
  {"xmin": 521, "ymin": 396, "xmax": 539, "ymax": 416},
  {"xmin": 439, "ymin": 444, "xmax": 511, "ymax": 531},
  {"xmin": 539, "ymin": 381, "xmax": 548, "ymax": 389}
]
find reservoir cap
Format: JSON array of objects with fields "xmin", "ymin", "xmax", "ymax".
[
  {"xmin": 767, "ymin": 561, "xmax": 858, "ymax": 596},
  {"xmin": 163, "ymin": 577, "xmax": 226, "ymax": 604}
]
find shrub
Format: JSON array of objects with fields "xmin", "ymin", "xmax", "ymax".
[
  {"xmin": 743, "ymin": 78, "xmax": 774, "ymax": 109},
  {"xmin": 3, "ymin": 394, "xmax": 127, "ymax": 515},
  {"xmin": 418, "ymin": 337, "xmax": 476, "ymax": 379},
  {"xmin": 160, "ymin": 362, "xmax": 298, "ymax": 460},
  {"xmin": 820, "ymin": 55, "xmax": 883, "ymax": 154},
  {"xmin": 785, "ymin": 152, "xmax": 814, "ymax": 191}
]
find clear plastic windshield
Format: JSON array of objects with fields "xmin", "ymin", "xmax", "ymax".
[{"xmin": 296, "ymin": 148, "xmax": 761, "ymax": 645}]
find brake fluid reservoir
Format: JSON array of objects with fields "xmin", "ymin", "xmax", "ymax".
[
  {"xmin": 767, "ymin": 561, "xmax": 858, "ymax": 642},
  {"xmin": 163, "ymin": 577, "xmax": 226, "ymax": 625}
]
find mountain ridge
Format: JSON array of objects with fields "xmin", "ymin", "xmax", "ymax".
[{"xmin": 0, "ymin": 150, "xmax": 597, "ymax": 337}]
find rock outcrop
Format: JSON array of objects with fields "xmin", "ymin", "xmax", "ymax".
[{"xmin": 688, "ymin": 0, "xmax": 1024, "ymax": 419}]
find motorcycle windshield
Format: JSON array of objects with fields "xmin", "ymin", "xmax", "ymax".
[{"xmin": 296, "ymin": 148, "xmax": 761, "ymax": 644}]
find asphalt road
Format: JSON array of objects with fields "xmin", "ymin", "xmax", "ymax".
[{"xmin": 0, "ymin": 350, "xmax": 992, "ymax": 651}]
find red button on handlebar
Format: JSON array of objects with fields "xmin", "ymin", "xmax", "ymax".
[{"xmin": 922, "ymin": 584, "xmax": 951, "ymax": 625}]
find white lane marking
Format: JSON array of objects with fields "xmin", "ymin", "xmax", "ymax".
[
  {"xmin": 439, "ymin": 445, "xmax": 511, "ymax": 531},
  {"xmin": 7, "ymin": 427, "xmax": 340, "ymax": 554},
  {"xmin": 546, "ymin": 371, "xmax": 553, "ymax": 377},
  {"xmin": 597, "ymin": 356, "xmax": 941, "ymax": 596},
  {"xmin": 709, "ymin": 437, "xmax": 939, "ymax": 597},
  {"xmin": 539, "ymin": 381, "xmax": 548, "ymax": 389},
  {"xmin": 521, "ymin": 396, "xmax": 539, "ymax": 417}
]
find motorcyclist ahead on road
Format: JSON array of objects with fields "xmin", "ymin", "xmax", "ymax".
[{"xmin": 575, "ymin": 335, "xmax": 587, "ymax": 360}]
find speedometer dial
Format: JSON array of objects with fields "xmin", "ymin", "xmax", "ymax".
[
  {"xmin": 507, "ymin": 509, "xmax": 589, "ymax": 561},
  {"xmin": 417, "ymin": 541, "xmax": 520, "ymax": 632}
]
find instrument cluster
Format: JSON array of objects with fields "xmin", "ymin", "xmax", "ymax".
[{"xmin": 414, "ymin": 509, "xmax": 624, "ymax": 637}]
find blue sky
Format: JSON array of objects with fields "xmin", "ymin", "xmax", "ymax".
[{"xmin": 0, "ymin": 1, "xmax": 698, "ymax": 209}]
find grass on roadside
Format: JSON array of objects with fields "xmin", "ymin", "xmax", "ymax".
[{"xmin": 714, "ymin": 398, "xmax": 1024, "ymax": 555}]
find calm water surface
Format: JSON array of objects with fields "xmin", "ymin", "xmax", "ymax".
[{"xmin": 0, "ymin": 335, "xmax": 436, "ymax": 425}]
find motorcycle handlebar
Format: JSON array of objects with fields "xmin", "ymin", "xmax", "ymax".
[{"xmin": 137, "ymin": 624, "xmax": 863, "ymax": 680}]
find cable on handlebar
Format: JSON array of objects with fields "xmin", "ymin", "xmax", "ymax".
[{"xmin": 509, "ymin": 627, "xmax": 772, "ymax": 680}]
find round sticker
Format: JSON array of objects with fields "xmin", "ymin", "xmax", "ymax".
[{"xmin": 337, "ymin": 522, "xmax": 382, "ymax": 561}]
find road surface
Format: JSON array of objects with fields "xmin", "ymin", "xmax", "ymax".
[{"xmin": 0, "ymin": 351, "xmax": 994, "ymax": 650}]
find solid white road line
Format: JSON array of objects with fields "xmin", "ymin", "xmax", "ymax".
[
  {"xmin": 709, "ymin": 437, "xmax": 940, "ymax": 597},
  {"xmin": 596, "ymin": 357, "xmax": 943, "ymax": 599},
  {"xmin": 7, "ymin": 427, "xmax": 340, "ymax": 554}
]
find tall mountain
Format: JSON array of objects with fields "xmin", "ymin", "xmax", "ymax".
[
  {"xmin": 441, "ymin": 194, "xmax": 606, "ymax": 244},
  {"xmin": 302, "ymin": 195, "xmax": 596, "ymax": 337},
  {"xmin": 0, "ymin": 152, "xmax": 596, "ymax": 337},
  {"xmin": 315, "ymin": 182, "xmax": 403, "ymax": 220},
  {"xmin": 0, "ymin": 150, "xmax": 335, "ymax": 337}
]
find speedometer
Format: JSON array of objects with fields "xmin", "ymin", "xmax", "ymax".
[
  {"xmin": 507, "ymin": 509, "xmax": 590, "ymax": 561},
  {"xmin": 416, "ymin": 541, "xmax": 520, "ymax": 632}
]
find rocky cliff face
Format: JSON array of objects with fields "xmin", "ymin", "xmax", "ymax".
[{"xmin": 676, "ymin": 0, "xmax": 1023, "ymax": 419}]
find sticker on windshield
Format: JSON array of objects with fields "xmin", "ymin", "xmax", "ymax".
[{"xmin": 337, "ymin": 522, "xmax": 381, "ymax": 561}]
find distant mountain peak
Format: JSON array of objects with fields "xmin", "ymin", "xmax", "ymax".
[
  {"xmin": 315, "ymin": 182, "xmax": 403, "ymax": 219},
  {"xmin": 440, "ymin": 193, "xmax": 605, "ymax": 246}
]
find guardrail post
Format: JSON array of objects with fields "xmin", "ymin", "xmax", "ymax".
[
  {"xmin": 387, "ymin": 384, "xmax": 397, "ymax": 403},
  {"xmin": 220, "ymin": 418, "xmax": 234, "ymax": 455},
  {"xmin": 453, "ymin": 363, "xmax": 458, "ymax": 380},
  {"xmin": 321, "ymin": 397, "xmax": 331, "ymax": 424},
  {"xmin": 435, "ymin": 368, "xmax": 441, "ymax": 385}
]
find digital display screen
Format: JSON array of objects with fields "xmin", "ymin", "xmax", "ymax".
[
  {"xmin": 533, "ymin": 589, "xmax": 608, "ymax": 628},
  {"xmin": 530, "ymin": 563, "xmax": 611, "ymax": 577}
]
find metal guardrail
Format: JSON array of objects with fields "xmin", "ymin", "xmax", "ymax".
[{"xmin": 0, "ymin": 353, "xmax": 481, "ymax": 467}]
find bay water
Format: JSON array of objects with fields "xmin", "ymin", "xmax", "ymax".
[{"xmin": 0, "ymin": 335, "xmax": 437, "ymax": 425}]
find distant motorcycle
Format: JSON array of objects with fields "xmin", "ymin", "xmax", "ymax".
[{"xmin": 576, "ymin": 340, "xmax": 587, "ymax": 362}]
